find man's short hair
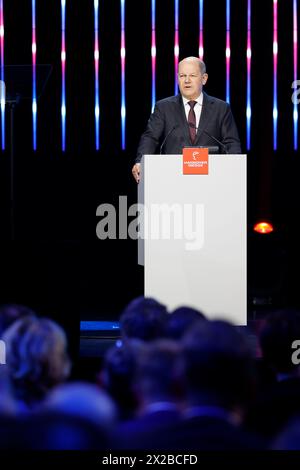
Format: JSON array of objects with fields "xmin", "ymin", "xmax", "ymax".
[
  {"xmin": 120, "ymin": 296, "xmax": 168, "ymax": 341},
  {"xmin": 178, "ymin": 57, "xmax": 206, "ymax": 74}
]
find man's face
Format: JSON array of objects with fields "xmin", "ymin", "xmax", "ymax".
[{"xmin": 178, "ymin": 61, "xmax": 208, "ymax": 100}]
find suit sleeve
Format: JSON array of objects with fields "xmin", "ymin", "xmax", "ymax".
[
  {"xmin": 135, "ymin": 104, "xmax": 165, "ymax": 163},
  {"xmin": 220, "ymin": 104, "xmax": 242, "ymax": 154}
]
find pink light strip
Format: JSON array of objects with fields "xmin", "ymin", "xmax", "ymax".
[
  {"xmin": 174, "ymin": 0, "xmax": 179, "ymax": 94},
  {"xmin": 226, "ymin": 0, "xmax": 230, "ymax": 102},
  {"xmin": 61, "ymin": 0, "xmax": 66, "ymax": 151},
  {"xmin": 246, "ymin": 0, "xmax": 252, "ymax": 150},
  {"xmin": 199, "ymin": 0, "xmax": 204, "ymax": 59},
  {"xmin": 273, "ymin": 0, "xmax": 278, "ymax": 150},
  {"xmin": 151, "ymin": 0, "xmax": 156, "ymax": 112},
  {"xmin": 32, "ymin": 0, "xmax": 37, "ymax": 150},
  {"xmin": 0, "ymin": 0, "xmax": 5, "ymax": 150},
  {"xmin": 293, "ymin": 0, "xmax": 298, "ymax": 150}
]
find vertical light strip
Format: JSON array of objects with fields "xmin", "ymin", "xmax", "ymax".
[
  {"xmin": 246, "ymin": 0, "xmax": 252, "ymax": 150},
  {"xmin": 293, "ymin": 0, "xmax": 298, "ymax": 150},
  {"xmin": 151, "ymin": 0, "xmax": 156, "ymax": 112},
  {"xmin": 0, "ymin": 0, "xmax": 5, "ymax": 150},
  {"xmin": 121, "ymin": 0, "xmax": 126, "ymax": 150},
  {"xmin": 94, "ymin": 0, "xmax": 100, "ymax": 150},
  {"xmin": 273, "ymin": 0, "xmax": 278, "ymax": 150},
  {"xmin": 61, "ymin": 0, "xmax": 66, "ymax": 152},
  {"xmin": 32, "ymin": 0, "xmax": 37, "ymax": 151},
  {"xmin": 174, "ymin": 0, "xmax": 179, "ymax": 94},
  {"xmin": 225, "ymin": 0, "xmax": 230, "ymax": 102},
  {"xmin": 198, "ymin": 0, "xmax": 204, "ymax": 59}
]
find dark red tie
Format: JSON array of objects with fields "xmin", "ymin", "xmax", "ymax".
[{"xmin": 188, "ymin": 100, "xmax": 197, "ymax": 143}]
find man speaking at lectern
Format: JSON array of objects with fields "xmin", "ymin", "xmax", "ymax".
[{"xmin": 132, "ymin": 56, "xmax": 241, "ymax": 183}]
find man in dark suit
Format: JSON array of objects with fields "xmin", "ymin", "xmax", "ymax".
[
  {"xmin": 132, "ymin": 56, "xmax": 241, "ymax": 183},
  {"xmin": 112, "ymin": 339, "xmax": 184, "ymax": 449}
]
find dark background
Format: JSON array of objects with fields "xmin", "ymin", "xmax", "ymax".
[{"xmin": 0, "ymin": 0, "xmax": 299, "ymax": 354}]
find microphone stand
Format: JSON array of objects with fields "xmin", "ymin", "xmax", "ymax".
[{"xmin": 188, "ymin": 122, "xmax": 228, "ymax": 154}]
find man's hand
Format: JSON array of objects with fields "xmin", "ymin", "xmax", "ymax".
[{"xmin": 132, "ymin": 163, "xmax": 141, "ymax": 183}]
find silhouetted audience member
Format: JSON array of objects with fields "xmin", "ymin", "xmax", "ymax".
[
  {"xmin": 0, "ymin": 380, "xmax": 116, "ymax": 449},
  {"xmin": 0, "ymin": 367, "xmax": 17, "ymax": 416},
  {"xmin": 40, "ymin": 381, "xmax": 117, "ymax": 429},
  {"xmin": 2, "ymin": 316, "xmax": 71, "ymax": 411},
  {"xmin": 259, "ymin": 309, "xmax": 300, "ymax": 378},
  {"xmin": 0, "ymin": 304, "xmax": 36, "ymax": 337},
  {"xmin": 100, "ymin": 340, "xmax": 142, "ymax": 420},
  {"xmin": 246, "ymin": 309, "xmax": 300, "ymax": 440},
  {"xmin": 138, "ymin": 320, "xmax": 262, "ymax": 450},
  {"xmin": 15, "ymin": 412, "xmax": 109, "ymax": 450},
  {"xmin": 0, "ymin": 414, "xmax": 20, "ymax": 450},
  {"xmin": 272, "ymin": 417, "xmax": 300, "ymax": 450},
  {"xmin": 113, "ymin": 339, "xmax": 184, "ymax": 449},
  {"xmin": 166, "ymin": 306, "xmax": 206, "ymax": 340},
  {"xmin": 120, "ymin": 296, "xmax": 168, "ymax": 341}
]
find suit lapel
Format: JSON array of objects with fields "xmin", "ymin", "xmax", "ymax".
[
  {"xmin": 194, "ymin": 92, "xmax": 214, "ymax": 144},
  {"xmin": 175, "ymin": 94, "xmax": 191, "ymax": 144}
]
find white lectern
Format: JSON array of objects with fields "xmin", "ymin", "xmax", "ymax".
[{"xmin": 138, "ymin": 154, "xmax": 247, "ymax": 325}]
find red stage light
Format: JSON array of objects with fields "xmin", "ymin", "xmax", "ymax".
[{"xmin": 254, "ymin": 222, "xmax": 274, "ymax": 234}]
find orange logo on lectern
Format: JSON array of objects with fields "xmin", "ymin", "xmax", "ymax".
[{"xmin": 183, "ymin": 147, "xmax": 209, "ymax": 175}]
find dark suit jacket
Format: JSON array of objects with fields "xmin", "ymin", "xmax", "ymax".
[
  {"xmin": 136, "ymin": 92, "xmax": 241, "ymax": 162},
  {"xmin": 114, "ymin": 415, "xmax": 264, "ymax": 451},
  {"xmin": 112, "ymin": 409, "xmax": 182, "ymax": 449},
  {"xmin": 245, "ymin": 377, "xmax": 300, "ymax": 440}
]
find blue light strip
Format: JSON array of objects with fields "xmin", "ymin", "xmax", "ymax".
[
  {"xmin": 121, "ymin": 0, "xmax": 126, "ymax": 150},
  {"xmin": 32, "ymin": 0, "xmax": 37, "ymax": 150},
  {"xmin": 94, "ymin": 0, "xmax": 100, "ymax": 150},
  {"xmin": 80, "ymin": 321, "xmax": 120, "ymax": 332},
  {"xmin": 61, "ymin": 0, "xmax": 66, "ymax": 152},
  {"xmin": 0, "ymin": 0, "xmax": 5, "ymax": 150}
]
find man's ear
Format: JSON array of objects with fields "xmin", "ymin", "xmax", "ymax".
[{"xmin": 202, "ymin": 73, "xmax": 208, "ymax": 85}]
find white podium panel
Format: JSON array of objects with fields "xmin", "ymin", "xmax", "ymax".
[{"xmin": 138, "ymin": 154, "xmax": 247, "ymax": 325}]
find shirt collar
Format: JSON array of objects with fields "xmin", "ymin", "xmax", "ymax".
[{"xmin": 182, "ymin": 93, "xmax": 203, "ymax": 107}]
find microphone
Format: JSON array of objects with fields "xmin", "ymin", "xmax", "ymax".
[
  {"xmin": 188, "ymin": 122, "xmax": 228, "ymax": 154},
  {"xmin": 160, "ymin": 125, "xmax": 178, "ymax": 154}
]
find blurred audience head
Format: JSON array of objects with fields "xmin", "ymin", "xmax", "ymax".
[
  {"xmin": 101, "ymin": 339, "xmax": 142, "ymax": 419},
  {"xmin": 272, "ymin": 418, "xmax": 300, "ymax": 450},
  {"xmin": 120, "ymin": 296, "xmax": 168, "ymax": 341},
  {"xmin": 166, "ymin": 306, "xmax": 206, "ymax": 340},
  {"xmin": 135, "ymin": 339, "xmax": 185, "ymax": 408},
  {"xmin": 2, "ymin": 316, "xmax": 71, "ymax": 408},
  {"xmin": 182, "ymin": 320, "xmax": 255, "ymax": 411},
  {"xmin": 17, "ymin": 411, "xmax": 109, "ymax": 450},
  {"xmin": 0, "ymin": 366, "xmax": 17, "ymax": 416},
  {"xmin": 41, "ymin": 381, "xmax": 117, "ymax": 430},
  {"xmin": 0, "ymin": 304, "xmax": 36, "ymax": 337}
]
